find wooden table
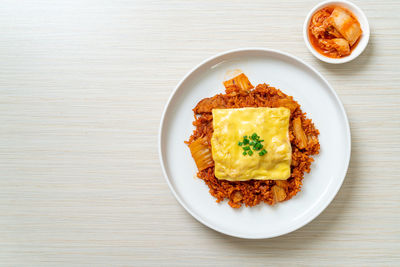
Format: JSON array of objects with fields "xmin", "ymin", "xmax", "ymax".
[{"xmin": 1, "ymin": 0, "xmax": 399, "ymax": 265}]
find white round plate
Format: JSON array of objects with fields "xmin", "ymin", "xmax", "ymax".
[{"xmin": 159, "ymin": 48, "xmax": 351, "ymax": 239}]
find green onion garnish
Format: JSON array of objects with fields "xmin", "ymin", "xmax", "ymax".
[{"xmin": 238, "ymin": 133, "xmax": 267, "ymax": 156}]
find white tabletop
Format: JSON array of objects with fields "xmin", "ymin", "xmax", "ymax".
[{"xmin": 1, "ymin": 0, "xmax": 399, "ymax": 266}]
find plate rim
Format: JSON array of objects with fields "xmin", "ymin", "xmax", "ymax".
[{"xmin": 158, "ymin": 47, "xmax": 351, "ymax": 239}]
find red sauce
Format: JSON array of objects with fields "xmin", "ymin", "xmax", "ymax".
[{"xmin": 308, "ymin": 5, "xmax": 362, "ymax": 58}]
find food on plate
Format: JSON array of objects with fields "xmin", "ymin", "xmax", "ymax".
[
  {"xmin": 223, "ymin": 73, "xmax": 254, "ymax": 92},
  {"xmin": 188, "ymin": 137, "xmax": 214, "ymax": 171},
  {"xmin": 293, "ymin": 117, "xmax": 308, "ymax": 149},
  {"xmin": 308, "ymin": 5, "xmax": 362, "ymax": 58},
  {"xmin": 211, "ymin": 107, "xmax": 291, "ymax": 181},
  {"xmin": 186, "ymin": 72, "xmax": 320, "ymax": 208}
]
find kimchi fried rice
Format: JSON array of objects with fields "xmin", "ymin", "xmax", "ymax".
[{"xmin": 185, "ymin": 77, "xmax": 320, "ymax": 208}]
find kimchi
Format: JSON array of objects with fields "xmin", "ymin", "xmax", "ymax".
[
  {"xmin": 308, "ymin": 6, "xmax": 362, "ymax": 58},
  {"xmin": 188, "ymin": 137, "xmax": 214, "ymax": 171}
]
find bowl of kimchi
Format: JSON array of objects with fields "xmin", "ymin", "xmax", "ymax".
[{"xmin": 303, "ymin": 0, "xmax": 370, "ymax": 64}]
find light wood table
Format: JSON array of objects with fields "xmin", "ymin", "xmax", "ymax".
[{"xmin": 1, "ymin": 0, "xmax": 399, "ymax": 266}]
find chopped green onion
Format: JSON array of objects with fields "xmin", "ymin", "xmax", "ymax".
[
  {"xmin": 238, "ymin": 133, "xmax": 266, "ymax": 157},
  {"xmin": 258, "ymin": 149, "xmax": 267, "ymax": 156}
]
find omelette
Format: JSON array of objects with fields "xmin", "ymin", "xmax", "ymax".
[{"xmin": 211, "ymin": 107, "xmax": 292, "ymax": 181}]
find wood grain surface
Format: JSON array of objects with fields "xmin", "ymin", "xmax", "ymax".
[{"xmin": 0, "ymin": 0, "xmax": 399, "ymax": 266}]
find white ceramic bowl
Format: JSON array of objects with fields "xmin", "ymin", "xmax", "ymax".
[{"xmin": 303, "ymin": 0, "xmax": 370, "ymax": 64}]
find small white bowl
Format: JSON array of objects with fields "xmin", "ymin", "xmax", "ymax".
[{"xmin": 303, "ymin": 0, "xmax": 370, "ymax": 64}]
